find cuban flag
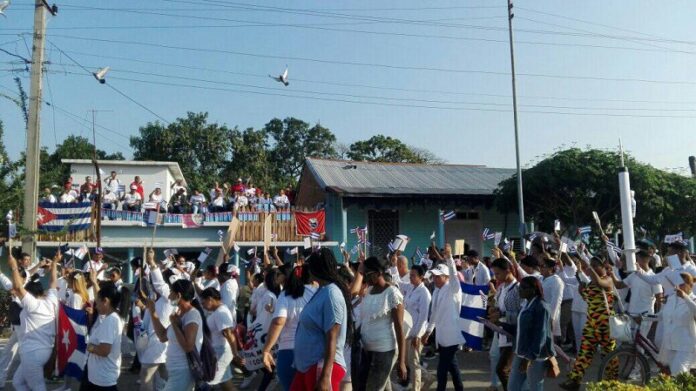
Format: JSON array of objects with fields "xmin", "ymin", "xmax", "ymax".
[
  {"xmin": 310, "ymin": 232, "xmax": 321, "ymax": 240},
  {"xmin": 37, "ymin": 202, "xmax": 92, "ymax": 232},
  {"xmin": 56, "ymin": 304, "xmax": 88, "ymax": 380},
  {"xmin": 577, "ymin": 226, "xmax": 592, "ymax": 235},
  {"xmin": 459, "ymin": 283, "xmax": 490, "ymax": 350}
]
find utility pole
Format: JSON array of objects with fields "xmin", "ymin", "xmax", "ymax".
[
  {"xmin": 507, "ymin": 0, "xmax": 526, "ymax": 237},
  {"xmin": 89, "ymin": 109, "xmax": 110, "ymax": 249},
  {"xmin": 22, "ymin": 1, "xmax": 54, "ymax": 259}
]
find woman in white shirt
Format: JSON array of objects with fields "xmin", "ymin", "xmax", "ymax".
[
  {"xmin": 149, "ymin": 278, "xmax": 204, "ymax": 391},
  {"xmin": 201, "ymin": 288, "xmax": 244, "ymax": 390},
  {"xmin": 255, "ymin": 268, "xmax": 283, "ymax": 391},
  {"xmin": 489, "ymin": 257, "xmax": 521, "ymax": 391},
  {"xmin": 195, "ymin": 265, "xmax": 221, "ymax": 293},
  {"xmin": 138, "ymin": 253, "xmax": 175, "ymax": 391},
  {"xmin": 85, "ymin": 283, "xmax": 124, "ymax": 390},
  {"xmin": 262, "ymin": 265, "xmax": 318, "ymax": 391},
  {"xmin": 659, "ymin": 273, "xmax": 696, "ymax": 375},
  {"xmin": 8, "ymin": 249, "xmax": 59, "ymax": 391},
  {"xmin": 350, "ymin": 256, "xmax": 407, "ymax": 391}
]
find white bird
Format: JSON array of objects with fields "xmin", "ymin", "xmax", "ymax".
[
  {"xmin": 0, "ymin": 1, "xmax": 10, "ymax": 17},
  {"xmin": 269, "ymin": 66, "xmax": 289, "ymax": 86},
  {"xmin": 93, "ymin": 66, "xmax": 110, "ymax": 84}
]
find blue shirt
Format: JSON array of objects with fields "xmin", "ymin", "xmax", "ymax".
[{"xmin": 293, "ymin": 283, "xmax": 347, "ymax": 373}]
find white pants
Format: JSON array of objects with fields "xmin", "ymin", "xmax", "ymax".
[
  {"xmin": 140, "ymin": 363, "xmax": 168, "ymax": 391},
  {"xmin": 662, "ymin": 349, "xmax": 696, "ymax": 375},
  {"xmin": 13, "ymin": 348, "xmax": 52, "ymax": 391},
  {"xmin": 572, "ymin": 311, "xmax": 587, "ymax": 351},
  {"xmin": 0, "ymin": 329, "xmax": 19, "ymax": 384}
]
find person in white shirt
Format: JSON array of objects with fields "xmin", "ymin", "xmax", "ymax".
[
  {"xmin": 149, "ymin": 187, "xmax": 164, "ymax": 204},
  {"xmin": 488, "ymin": 257, "xmax": 521, "ymax": 391},
  {"xmin": 195, "ymin": 265, "xmax": 221, "ymax": 293},
  {"xmin": 261, "ymin": 265, "xmax": 318, "ymax": 390},
  {"xmin": 463, "ymin": 250, "xmax": 491, "ymax": 286},
  {"xmin": 403, "ymin": 265, "xmax": 432, "ymax": 391},
  {"xmin": 201, "ymin": 287, "xmax": 244, "ymax": 388},
  {"xmin": 8, "ymin": 249, "xmax": 59, "ymax": 391},
  {"xmin": 273, "ymin": 189, "xmax": 290, "ymax": 209},
  {"xmin": 170, "ymin": 179, "xmax": 187, "ymax": 198},
  {"xmin": 59, "ymin": 186, "xmax": 77, "ymax": 203},
  {"xmin": 123, "ymin": 186, "xmax": 142, "ymax": 211},
  {"xmin": 422, "ymin": 245, "xmax": 465, "ymax": 391},
  {"xmin": 101, "ymin": 188, "xmax": 119, "ymax": 210},
  {"xmin": 149, "ymin": 278, "xmax": 204, "ymax": 391},
  {"xmin": 558, "ymin": 256, "xmax": 591, "ymax": 351},
  {"xmin": 104, "ymin": 171, "xmax": 122, "ymax": 197},
  {"xmin": 86, "ymin": 284, "xmax": 124, "ymax": 390},
  {"xmin": 540, "ymin": 258, "xmax": 565, "ymax": 341},
  {"xmin": 138, "ymin": 251, "xmax": 174, "ymax": 391},
  {"xmin": 189, "ymin": 189, "xmax": 206, "ymax": 214},
  {"xmin": 219, "ymin": 263, "xmax": 241, "ymax": 323},
  {"xmin": 244, "ymin": 182, "xmax": 257, "ymax": 199},
  {"xmin": 41, "ymin": 187, "xmax": 57, "ymax": 204},
  {"xmin": 234, "ymin": 192, "xmax": 249, "ymax": 210},
  {"xmin": 83, "ymin": 249, "xmax": 108, "ymax": 281},
  {"xmin": 0, "ymin": 265, "xmax": 28, "ymax": 388},
  {"xmin": 209, "ymin": 189, "xmax": 226, "ymax": 213},
  {"xmin": 659, "ymin": 273, "xmax": 696, "ymax": 375}
]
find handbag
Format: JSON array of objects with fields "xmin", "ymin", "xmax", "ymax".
[
  {"xmin": 545, "ymin": 356, "xmax": 560, "ymax": 378},
  {"xmin": 601, "ymin": 288, "xmax": 633, "ymax": 343}
]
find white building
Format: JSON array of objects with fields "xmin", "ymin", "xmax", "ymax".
[{"xmin": 62, "ymin": 159, "xmax": 187, "ymax": 201}]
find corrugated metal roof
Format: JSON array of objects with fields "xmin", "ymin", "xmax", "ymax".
[{"xmin": 305, "ymin": 158, "xmax": 515, "ymax": 196}]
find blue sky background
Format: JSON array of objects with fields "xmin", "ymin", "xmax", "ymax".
[{"xmin": 1, "ymin": 1, "xmax": 695, "ymax": 173}]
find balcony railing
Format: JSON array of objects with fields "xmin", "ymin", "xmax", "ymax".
[{"xmin": 36, "ymin": 205, "xmax": 307, "ymax": 243}]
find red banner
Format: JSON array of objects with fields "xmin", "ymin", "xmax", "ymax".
[{"xmin": 295, "ymin": 210, "xmax": 326, "ymax": 236}]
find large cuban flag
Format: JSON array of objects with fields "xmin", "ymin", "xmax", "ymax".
[
  {"xmin": 459, "ymin": 282, "xmax": 490, "ymax": 351},
  {"xmin": 37, "ymin": 202, "xmax": 92, "ymax": 232},
  {"xmin": 56, "ymin": 303, "xmax": 88, "ymax": 380}
]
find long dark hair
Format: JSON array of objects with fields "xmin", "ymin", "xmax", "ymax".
[
  {"xmin": 520, "ymin": 276, "xmax": 544, "ymax": 299},
  {"xmin": 264, "ymin": 268, "xmax": 282, "ymax": 297},
  {"xmin": 171, "ymin": 279, "xmax": 210, "ymax": 336},
  {"xmin": 307, "ymin": 248, "xmax": 354, "ymax": 345},
  {"xmin": 284, "ymin": 265, "xmax": 311, "ymax": 299}
]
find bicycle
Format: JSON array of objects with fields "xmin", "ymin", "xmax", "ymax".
[{"xmin": 596, "ymin": 314, "xmax": 668, "ymax": 385}]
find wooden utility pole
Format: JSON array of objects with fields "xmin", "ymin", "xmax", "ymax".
[{"xmin": 22, "ymin": 1, "xmax": 50, "ymax": 259}]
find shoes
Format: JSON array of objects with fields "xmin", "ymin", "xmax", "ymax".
[
  {"xmin": 239, "ymin": 372, "xmax": 258, "ymax": 389},
  {"xmin": 558, "ymin": 379, "xmax": 580, "ymax": 391}
]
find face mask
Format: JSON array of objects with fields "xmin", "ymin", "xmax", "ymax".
[{"xmin": 170, "ymin": 296, "xmax": 180, "ymax": 307}]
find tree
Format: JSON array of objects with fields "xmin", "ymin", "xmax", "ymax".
[
  {"xmin": 41, "ymin": 135, "xmax": 124, "ymax": 188},
  {"xmin": 265, "ymin": 118, "xmax": 337, "ymax": 182},
  {"xmin": 223, "ymin": 127, "xmax": 276, "ymax": 189},
  {"xmin": 347, "ymin": 134, "xmax": 439, "ymax": 163},
  {"xmin": 130, "ymin": 112, "xmax": 232, "ymax": 191},
  {"xmin": 494, "ymin": 148, "xmax": 696, "ymax": 240}
]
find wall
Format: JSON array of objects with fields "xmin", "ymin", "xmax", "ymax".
[{"xmin": 69, "ymin": 163, "xmax": 177, "ymax": 201}]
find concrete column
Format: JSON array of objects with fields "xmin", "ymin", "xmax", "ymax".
[
  {"xmin": 125, "ymin": 248, "xmax": 134, "ymax": 284},
  {"xmin": 437, "ymin": 209, "xmax": 445, "ymax": 248},
  {"xmin": 340, "ymin": 198, "xmax": 347, "ymax": 245}
]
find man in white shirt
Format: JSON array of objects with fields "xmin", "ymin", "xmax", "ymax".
[
  {"xmin": 219, "ymin": 264, "xmax": 240, "ymax": 322},
  {"xmin": 210, "ymin": 189, "xmax": 226, "ymax": 212},
  {"xmin": 171, "ymin": 179, "xmax": 187, "ymax": 197},
  {"xmin": 612, "ymin": 250, "xmax": 662, "ymax": 337},
  {"xmin": 83, "ymin": 249, "xmax": 108, "ymax": 281},
  {"xmin": 104, "ymin": 171, "xmax": 122, "ymax": 198},
  {"xmin": 234, "ymin": 192, "xmax": 249, "ymax": 210},
  {"xmin": 540, "ymin": 258, "xmax": 565, "ymax": 341},
  {"xmin": 462, "ymin": 250, "xmax": 491, "ymax": 286},
  {"xmin": 59, "ymin": 184, "xmax": 77, "ymax": 203},
  {"xmin": 102, "ymin": 188, "xmax": 119, "ymax": 210},
  {"xmin": 273, "ymin": 189, "xmax": 290, "ymax": 209},
  {"xmin": 404, "ymin": 265, "xmax": 432, "ymax": 391},
  {"xmin": 422, "ymin": 245, "xmax": 465, "ymax": 391},
  {"xmin": 41, "ymin": 188, "xmax": 57, "ymax": 204},
  {"xmin": 123, "ymin": 186, "xmax": 142, "ymax": 211}
]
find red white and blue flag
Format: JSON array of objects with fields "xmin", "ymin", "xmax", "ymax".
[
  {"xmin": 37, "ymin": 202, "xmax": 92, "ymax": 232},
  {"xmin": 56, "ymin": 303, "xmax": 88, "ymax": 380}
]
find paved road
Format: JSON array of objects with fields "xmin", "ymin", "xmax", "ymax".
[{"xmin": 0, "ymin": 339, "xmax": 601, "ymax": 390}]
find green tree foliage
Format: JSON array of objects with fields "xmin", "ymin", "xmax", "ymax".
[
  {"xmin": 224, "ymin": 127, "xmax": 275, "ymax": 188},
  {"xmin": 264, "ymin": 118, "xmax": 337, "ymax": 181},
  {"xmin": 347, "ymin": 134, "xmax": 435, "ymax": 163},
  {"xmin": 130, "ymin": 112, "xmax": 232, "ymax": 192},
  {"xmin": 495, "ymin": 148, "xmax": 696, "ymax": 239}
]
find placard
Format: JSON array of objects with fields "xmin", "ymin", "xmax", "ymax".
[{"xmin": 454, "ymin": 240, "xmax": 465, "ymax": 256}]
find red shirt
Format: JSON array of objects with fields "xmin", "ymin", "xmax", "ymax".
[{"xmin": 231, "ymin": 183, "xmax": 245, "ymax": 193}]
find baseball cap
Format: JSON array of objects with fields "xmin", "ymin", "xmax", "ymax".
[{"xmin": 428, "ymin": 264, "xmax": 449, "ymax": 277}]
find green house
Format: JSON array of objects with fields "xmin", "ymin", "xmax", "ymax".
[{"xmin": 295, "ymin": 158, "xmax": 521, "ymax": 259}]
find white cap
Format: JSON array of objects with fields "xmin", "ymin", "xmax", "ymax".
[
  {"xmin": 227, "ymin": 264, "xmax": 240, "ymax": 276},
  {"xmin": 428, "ymin": 264, "xmax": 449, "ymax": 277}
]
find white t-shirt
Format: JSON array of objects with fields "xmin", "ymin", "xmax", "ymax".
[
  {"xmin": 66, "ymin": 291, "xmax": 85, "ymax": 310},
  {"xmin": 83, "ymin": 260, "xmax": 107, "ymax": 281},
  {"xmin": 207, "ymin": 305, "xmax": 235, "ymax": 349},
  {"xmin": 124, "ymin": 192, "xmax": 142, "ymax": 206},
  {"xmin": 273, "ymin": 285, "xmax": 317, "ymax": 351},
  {"xmin": 88, "ymin": 312, "xmax": 124, "ymax": 387},
  {"xmin": 221, "ymin": 279, "xmax": 239, "ymax": 317},
  {"xmin": 250, "ymin": 283, "xmax": 267, "ymax": 317},
  {"xmin": 624, "ymin": 271, "xmax": 662, "ymax": 315},
  {"xmin": 140, "ymin": 297, "xmax": 173, "ymax": 364},
  {"xmin": 105, "ymin": 177, "xmax": 121, "ymax": 194},
  {"xmin": 19, "ymin": 289, "xmax": 58, "ymax": 356},
  {"xmin": 59, "ymin": 193, "xmax": 76, "ymax": 203},
  {"xmin": 166, "ymin": 308, "xmax": 203, "ymax": 370},
  {"xmin": 255, "ymin": 291, "xmax": 278, "ymax": 333},
  {"xmin": 359, "ymin": 286, "xmax": 403, "ymax": 352}
]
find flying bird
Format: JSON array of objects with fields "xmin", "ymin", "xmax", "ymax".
[
  {"xmin": 93, "ymin": 66, "xmax": 110, "ymax": 84},
  {"xmin": 269, "ymin": 66, "xmax": 289, "ymax": 86},
  {"xmin": 0, "ymin": 1, "xmax": 10, "ymax": 17}
]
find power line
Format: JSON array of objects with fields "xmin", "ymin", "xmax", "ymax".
[
  {"xmin": 47, "ymin": 41, "xmax": 169, "ymax": 124},
  {"xmin": 49, "ymin": 34, "xmax": 696, "ymax": 85},
  {"xmin": 45, "ymin": 50, "xmax": 696, "ymax": 105}
]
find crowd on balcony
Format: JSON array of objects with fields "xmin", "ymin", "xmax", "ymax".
[{"xmin": 40, "ymin": 171, "xmax": 295, "ymax": 214}]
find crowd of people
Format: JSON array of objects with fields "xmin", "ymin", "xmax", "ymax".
[
  {"xmin": 1, "ymin": 229, "xmax": 695, "ymax": 391},
  {"xmin": 40, "ymin": 173, "xmax": 295, "ymax": 214}
]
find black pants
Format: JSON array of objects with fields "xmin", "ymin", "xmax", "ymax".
[
  {"xmin": 80, "ymin": 381, "xmax": 118, "ymax": 391},
  {"xmin": 436, "ymin": 344, "xmax": 463, "ymax": 391}
]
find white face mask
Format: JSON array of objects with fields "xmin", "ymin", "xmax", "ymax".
[{"xmin": 170, "ymin": 296, "xmax": 180, "ymax": 307}]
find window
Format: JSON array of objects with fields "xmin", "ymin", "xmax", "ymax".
[{"xmin": 368, "ymin": 210, "xmax": 399, "ymax": 257}]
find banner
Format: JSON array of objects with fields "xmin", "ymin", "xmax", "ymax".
[
  {"xmin": 241, "ymin": 317, "xmax": 277, "ymax": 371},
  {"xmin": 56, "ymin": 304, "xmax": 88, "ymax": 379},
  {"xmin": 295, "ymin": 210, "xmax": 326, "ymax": 236},
  {"xmin": 37, "ymin": 202, "xmax": 92, "ymax": 232},
  {"xmin": 459, "ymin": 282, "xmax": 490, "ymax": 351}
]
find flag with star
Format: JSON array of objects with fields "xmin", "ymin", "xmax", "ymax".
[
  {"xmin": 56, "ymin": 303, "xmax": 88, "ymax": 379},
  {"xmin": 37, "ymin": 202, "xmax": 92, "ymax": 233}
]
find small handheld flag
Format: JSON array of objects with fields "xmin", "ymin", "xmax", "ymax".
[
  {"xmin": 577, "ymin": 226, "xmax": 592, "ymax": 235},
  {"xmin": 554, "ymin": 219, "xmax": 561, "ymax": 232},
  {"xmin": 442, "ymin": 211, "xmax": 456, "ymax": 221},
  {"xmin": 430, "ymin": 231, "xmax": 436, "ymax": 240}
]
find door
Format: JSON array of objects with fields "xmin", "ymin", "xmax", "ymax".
[
  {"xmin": 368, "ymin": 210, "xmax": 399, "ymax": 257},
  {"xmin": 444, "ymin": 211, "xmax": 483, "ymax": 254}
]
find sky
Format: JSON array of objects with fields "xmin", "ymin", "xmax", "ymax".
[{"xmin": 1, "ymin": 0, "xmax": 696, "ymax": 174}]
